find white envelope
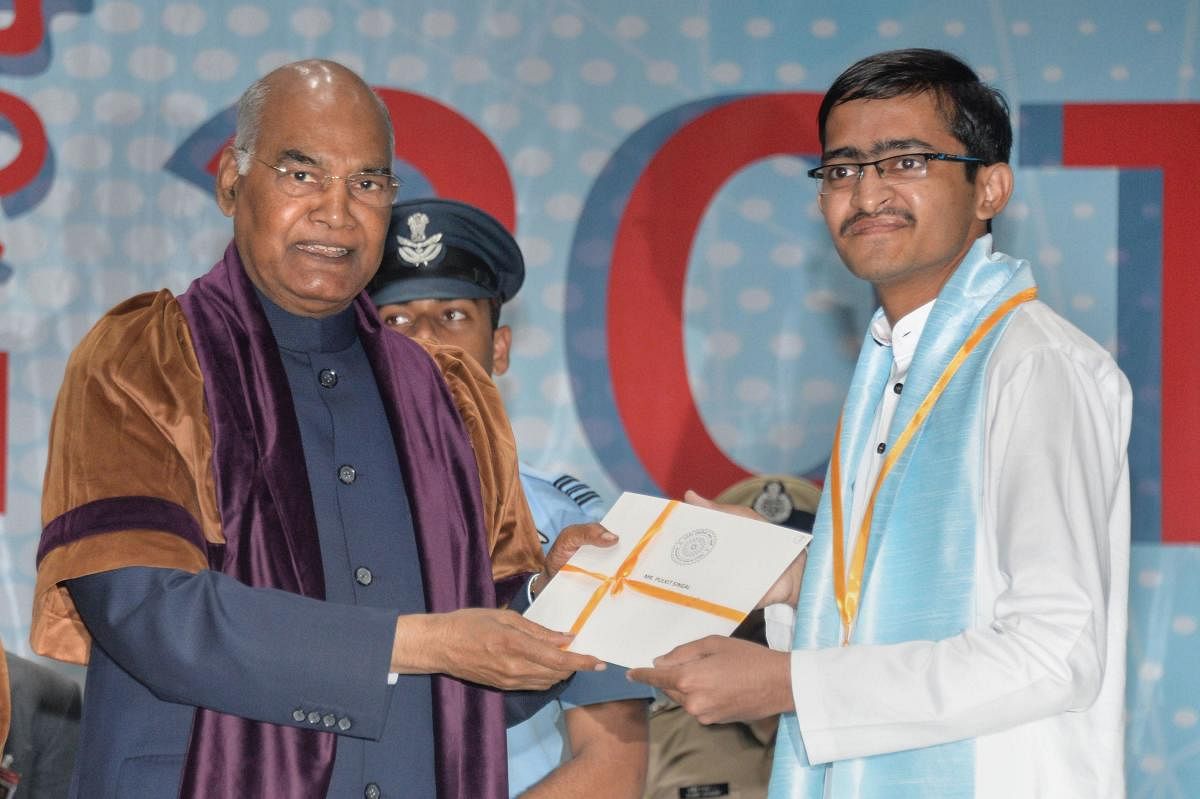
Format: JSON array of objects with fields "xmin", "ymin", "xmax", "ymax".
[{"xmin": 523, "ymin": 491, "xmax": 811, "ymax": 668}]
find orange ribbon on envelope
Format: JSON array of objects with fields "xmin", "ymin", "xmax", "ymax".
[{"xmin": 560, "ymin": 500, "xmax": 746, "ymax": 637}]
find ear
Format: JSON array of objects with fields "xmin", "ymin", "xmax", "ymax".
[
  {"xmin": 491, "ymin": 325, "xmax": 512, "ymax": 377},
  {"xmin": 973, "ymin": 162, "xmax": 1013, "ymax": 223},
  {"xmin": 215, "ymin": 146, "xmax": 241, "ymax": 217}
]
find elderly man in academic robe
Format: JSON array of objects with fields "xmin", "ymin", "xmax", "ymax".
[{"xmin": 31, "ymin": 60, "xmax": 602, "ymax": 799}]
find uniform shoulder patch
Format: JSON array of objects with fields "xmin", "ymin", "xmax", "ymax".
[{"xmin": 550, "ymin": 473, "xmax": 601, "ymax": 510}]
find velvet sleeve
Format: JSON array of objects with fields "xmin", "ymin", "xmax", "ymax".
[
  {"xmin": 32, "ymin": 291, "xmax": 224, "ymax": 665},
  {"xmin": 417, "ymin": 340, "xmax": 543, "ymax": 583}
]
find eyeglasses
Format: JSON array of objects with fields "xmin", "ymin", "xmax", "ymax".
[
  {"xmin": 239, "ymin": 149, "xmax": 400, "ymax": 207},
  {"xmin": 807, "ymin": 152, "xmax": 984, "ymax": 195}
]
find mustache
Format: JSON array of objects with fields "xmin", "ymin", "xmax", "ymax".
[{"xmin": 840, "ymin": 208, "xmax": 915, "ymax": 236}]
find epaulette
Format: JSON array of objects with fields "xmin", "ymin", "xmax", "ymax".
[{"xmin": 551, "ymin": 473, "xmax": 601, "ymax": 510}]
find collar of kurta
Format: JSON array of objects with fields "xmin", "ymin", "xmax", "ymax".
[{"xmin": 173, "ymin": 242, "xmax": 508, "ymax": 799}]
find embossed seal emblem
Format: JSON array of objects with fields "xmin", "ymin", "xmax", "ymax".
[{"xmin": 671, "ymin": 528, "xmax": 716, "ymax": 566}]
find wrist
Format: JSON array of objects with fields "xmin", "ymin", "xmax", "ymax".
[
  {"xmin": 392, "ymin": 613, "xmax": 441, "ymax": 674},
  {"xmin": 772, "ymin": 648, "xmax": 796, "ymax": 714}
]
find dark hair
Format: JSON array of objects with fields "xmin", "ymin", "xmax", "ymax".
[
  {"xmin": 489, "ymin": 298, "xmax": 502, "ymax": 330},
  {"xmin": 818, "ymin": 49, "xmax": 1011, "ymax": 180}
]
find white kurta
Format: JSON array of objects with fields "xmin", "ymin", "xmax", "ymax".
[{"xmin": 767, "ymin": 299, "xmax": 1131, "ymax": 799}]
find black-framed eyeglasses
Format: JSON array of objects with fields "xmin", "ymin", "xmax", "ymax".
[
  {"xmin": 239, "ymin": 149, "xmax": 400, "ymax": 207},
  {"xmin": 807, "ymin": 152, "xmax": 984, "ymax": 195}
]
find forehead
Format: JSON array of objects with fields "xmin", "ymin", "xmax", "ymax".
[
  {"xmin": 823, "ymin": 93, "xmax": 959, "ymax": 155},
  {"xmin": 388, "ymin": 297, "xmax": 490, "ymax": 310},
  {"xmin": 257, "ymin": 84, "xmax": 391, "ymax": 165}
]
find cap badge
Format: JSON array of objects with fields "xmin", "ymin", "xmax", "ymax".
[
  {"xmin": 395, "ymin": 212, "xmax": 444, "ymax": 267},
  {"xmin": 752, "ymin": 480, "xmax": 795, "ymax": 524}
]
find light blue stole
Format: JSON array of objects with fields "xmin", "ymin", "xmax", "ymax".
[{"xmin": 769, "ymin": 236, "xmax": 1037, "ymax": 798}]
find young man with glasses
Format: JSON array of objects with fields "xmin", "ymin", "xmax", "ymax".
[
  {"xmin": 632, "ymin": 48, "xmax": 1131, "ymax": 799},
  {"xmin": 31, "ymin": 60, "xmax": 601, "ymax": 798}
]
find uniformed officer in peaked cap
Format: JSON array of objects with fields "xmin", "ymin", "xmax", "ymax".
[
  {"xmin": 371, "ymin": 197, "xmax": 523, "ymax": 301},
  {"xmin": 370, "ymin": 197, "xmax": 653, "ymax": 799}
]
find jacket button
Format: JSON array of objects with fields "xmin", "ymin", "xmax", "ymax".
[
  {"xmin": 338, "ymin": 464, "xmax": 357, "ymax": 484},
  {"xmin": 292, "ymin": 709, "xmax": 306, "ymax": 722},
  {"xmin": 307, "ymin": 711, "xmax": 321, "ymax": 725},
  {"xmin": 322, "ymin": 713, "xmax": 336, "ymax": 728},
  {"xmin": 355, "ymin": 567, "xmax": 373, "ymax": 586},
  {"xmin": 319, "ymin": 368, "xmax": 339, "ymax": 388},
  {"xmin": 338, "ymin": 716, "xmax": 352, "ymax": 732},
  {"xmin": 364, "ymin": 784, "xmax": 381, "ymax": 799}
]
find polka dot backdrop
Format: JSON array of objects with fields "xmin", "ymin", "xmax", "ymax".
[{"xmin": 0, "ymin": 2, "xmax": 1196, "ymax": 792}]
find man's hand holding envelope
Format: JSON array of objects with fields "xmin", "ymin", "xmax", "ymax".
[{"xmin": 525, "ymin": 490, "xmax": 810, "ymax": 724}]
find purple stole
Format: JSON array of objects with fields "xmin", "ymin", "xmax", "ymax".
[{"xmin": 175, "ymin": 243, "xmax": 507, "ymax": 798}]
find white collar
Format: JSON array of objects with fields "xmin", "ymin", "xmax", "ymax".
[{"xmin": 870, "ymin": 299, "xmax": 936, "ymax": 372}]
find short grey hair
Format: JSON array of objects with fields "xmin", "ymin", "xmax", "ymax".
[
  {"xmin": 231, "ymin": 60, "xmax": 395, "ymax": 176},
  {"xmin": 232, "ymin": 75, "xmax": 269, "ymax": 174}
]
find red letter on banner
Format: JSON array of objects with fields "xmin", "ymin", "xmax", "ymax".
[
  {"xmin": 1062, "ymin": 105, "xmax": 1199, "ymax": 543},
  {"xmin": 0, "ymin": 91, "xmax": 48, "ymax": 195},
  {"xmin": 374, "ymin": 89, "xmax": 516, "ymax": 231},
  {"xmin": 608, "ymin": 94, "xmax": 823, "ymax": 498},
  {"xmin": 0, "ymin": 0, "xmax": 44, "ymax": 55}
]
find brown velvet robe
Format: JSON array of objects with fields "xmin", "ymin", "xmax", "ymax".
[{"xmin": 31, "ymin": 288, "xmax": 542, "ymax": 664}]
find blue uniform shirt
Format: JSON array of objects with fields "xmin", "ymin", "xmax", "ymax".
[{"xmin": 506, "ymin": 464, "xmax": 654, "ymax": 797}]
